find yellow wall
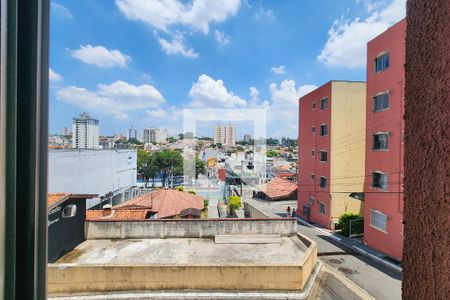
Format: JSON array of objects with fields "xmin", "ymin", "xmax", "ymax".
[{"xmin": 330, "ymin": 81, "xmax": 366, "ymax": 220}]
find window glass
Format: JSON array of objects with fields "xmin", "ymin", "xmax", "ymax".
[
  {"xmin": 374, "ymin": 52, "xmax": 390, "ymax": 72},
  {"xmin": 309, "ymin": 196, "xmax": 315, "ymax": 205},
  {"xmin": 311, "ymin": 174, "xmax": 315, "ymax": 180},
  {"xmin": 320, "ymin": 150, "xmax": 327, "ymax": 161},
  {"xmin": 62, "ymin": 204, "xmax": 77, "ymax": 218},
  {"xmin": 319, "ymin": 202, "xmax": 326, "ymax": 215},
  {"xmin": 320, "ymin": 98, "xmax": 328, "ymax": 110},
  {"xmin": 312, "ymin": 102, "xmax": 316, "ymax": 109},
  {"xmin": 373, "ymin": 93, "xmax": 389, "ymax": 111},
  {"xmin": 319, "ymin": 176, "xmax": 327, "ymax": 188},
  {"xmin": 311, "ymin": 126, "xmax": 316, "ymax": 133},
  {"xmin": 370, "ymin": 209, "xmax": 387, "ymax": 232},
  {"xmin": 372, "ymin": 172, "xmax": 388, "ymax": 190},
  {"xmin": 373, "ymin": 133, "xmax": 388, "ymax": 149},
  {"xmin": 320, "ymin": 125, "xmax": 328, "ymax": 136}
]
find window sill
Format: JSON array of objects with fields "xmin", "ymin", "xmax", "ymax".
[
  {"xmin": 369, "ymin": 224, "xmax": 388, "ymax": 234},
  {"xmin": 373, "ymin": 108, "xmax": 390, "ymax": 113},
  {"xmin": 370, "ymin": 186, "xmax": 388, "ymax": 192},
  {"xmin": 372, "ymin": 149, "xmax": 389, "ymax": 152}
]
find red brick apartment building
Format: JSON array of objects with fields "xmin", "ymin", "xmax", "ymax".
[
  {"xmin": 363, "ymin": 19, "xmax": 406, "ymax": 260},
  {"xmin": 297, "ymin": 81, "xmax": 366, "ymax": 229}
]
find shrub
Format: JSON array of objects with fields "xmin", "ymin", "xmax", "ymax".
[
  {"xmin": 176, "ymin": 185, "xmax": 184, "ymax": 191},
  {"xmin": 204, "ymin": 199, "xmax": 209, "ymax": 208},
  {"xmin": 187, "ymin": 189, "xmax": 196, "ymax": 195},
  {"xmin": 338, "ymin": 213, "xmax": 363, "ymax": 237},
  {"xmin": 228, "ymin": 196, "xmax": 241, "ymax": 211}
]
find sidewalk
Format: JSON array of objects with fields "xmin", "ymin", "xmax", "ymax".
[{"xmin": 294, "ymin": 215, "xmax": 403, "ymax": 274}]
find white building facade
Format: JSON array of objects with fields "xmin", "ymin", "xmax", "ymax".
[
  {"xmin": 143, "ymin": 127, "xmax": 167, "ymax": 143},
  {"xmin": 48, "ymin": 149, "xmax": 138, "ymax": 209},
  {"xmin": 72, "ymin": 112, "xmax": 99, "ymax": 149}
]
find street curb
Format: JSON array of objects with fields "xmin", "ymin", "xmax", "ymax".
[
  {"xmin": 294, "ymin": 217, "xmax": 403, "ymax": 274},
  {"xmin": 351, "ymin": 245, "xmax": 403, "ymax": 273}
]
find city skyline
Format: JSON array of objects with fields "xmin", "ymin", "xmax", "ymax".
[{"xmin": 49, "ymin": 0, "xmax": 405, "ymax": 138}]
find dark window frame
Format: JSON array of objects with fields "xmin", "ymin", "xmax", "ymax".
[
  {"xmin": 320, "ymin": 124, "xmax": 328, "ymax": 136},
  {"xmin": 373, "ymin": 133, "xmax": 389, "ymax": 150},
  {"xmin": 319, "ymin": 150, "xmax": 328, "ymax": 162},
  {"xmin": 374, "ymin": 52, "xmax": 390, "ymax": 73}
]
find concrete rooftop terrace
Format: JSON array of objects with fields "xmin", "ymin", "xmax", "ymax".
[
  {"xmin": 48, "ymin": 219, "xmax": 318, "ymax": 295},
  {"xmin": 57, "ymin": 236, "xmax": 308, "ymax": 265}
]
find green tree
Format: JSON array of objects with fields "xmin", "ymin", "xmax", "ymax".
[
  {"xmin": 266, "ymin": 149, "xmax": 280, "ymax": 157},
  {"xmin": 195, "ymin": 157, "xmax": 206, "ymax": 179},
  {"xmin": 154, "ymin": 150, "xmax": 184, "ymax": 187},
  {"xmin": 338, "ymin": 213, "xmax": 363, "ymax": 237},
  {"xmin": 137, "ymin": 150, "xmax": 159, "ymax": 187},
  {"xmin": 128, "ymin": 138, "xmax": 142, "ymax": 145},
  {"xmin": 236, "ymin": 145, "xmax": 244, "ymax": 151},
  {"xmin": 228, "ymin": 196, "xmax": 241, "ymax": 211}
]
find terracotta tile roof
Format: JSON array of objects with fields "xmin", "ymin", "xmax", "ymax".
[
  {"xmin": 48, "ymin": 193, "xmax": 70, "ymax": 205},
  {"xmin": 257, "ymin": 177, "xmax": 298, "ymax": 200},
  {"xmin": 114, "ymin": 189, "xmax": 205, "ymax": 219},
  {"xmin": 86, "ymin": 209, "xmax": 149, "ymax": 221}
]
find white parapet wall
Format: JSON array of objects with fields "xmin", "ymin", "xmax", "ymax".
[{"xmin": 85, "ymin": 219, "xmax": 298, "ymax": 239}]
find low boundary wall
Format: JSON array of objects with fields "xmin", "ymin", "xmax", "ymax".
[
  {"xmin": 86, "ymin": 218, "xmax": 297, "ymax": 239},
  {"xmin": 48, "ymin": 233, "xmax": 317, "ymax": 293}
]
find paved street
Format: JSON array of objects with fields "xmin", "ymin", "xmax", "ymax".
[{"xmin": 244, "ymin": 198, "xmax": 402, "ymax": 300}]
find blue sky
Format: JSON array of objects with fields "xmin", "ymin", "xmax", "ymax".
[{"xmin": 49, "ymin": 0, "xmax": 405, "ymax": 138}]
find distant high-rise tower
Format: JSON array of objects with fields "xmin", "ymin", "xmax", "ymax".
[
  {"xmin": 213, "ymin": 123, "xmax": 236, "ymax": 147},
  {"xmin": 143, "ymin": 128, "xmax": 167, "ymax": 143},
  {"xmin": 72, "ymin": 112, "xmax": 99, "ymax": 149},
  {"xmin": 243, "ymin": 134, "xmax": 252, "ymax": 143},
  {"xmin": 213, "ymin": 124, "xmax": 225, "ymax": 145},
  {"xmin": 224, "ymin": 123, "xmax": 236, "ymax": 147},
  {"xmin": 128, "ymin": 125, "xmax": 137, "ymax": 140}
]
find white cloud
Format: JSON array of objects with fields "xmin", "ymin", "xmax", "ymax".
[
  {"xmin": 147, "ymin": 107, "xmax": 180, "ymax": 121},
  {"xmin": 49, "ymin": 68, "xmax": 62, "ymax": 82},
  {"xmin": 116, "ymin": 0, "xmax": 241, "ymax": 34},
  {"xmin": 72, "ymin": 45, "xmax": 131, "ymax": 67},
  {"xmin": 55, "ymin": 80, "xmax": 165, "ymax": 119},
  {"xmin": 188, "ymin": 74, "xmax": 247, "ymax": 108},
  {"xmin": 215, "ymin": 30, "xmax": 230, "ymax": 45},
  {"xmin": 252, "ymin": 6, "xmax": 276, "ymax": 21},
  {"xmin": 318, "ymin": 0, "xmax": 406, "ymax": 68},
  {"xmin": 267, "ymin": 80, "xmax": 317, "ymax": 136},
  {"xmin": 270, "ymin": 65, "xmax": 286, "ymax": 75},
  {"xmin": 51, "ymin": 3, "xmax": 73, "ymax": 19},
  {"xmin": 157, "ymin": 34, "xmax": 199, "ymax": 58}
]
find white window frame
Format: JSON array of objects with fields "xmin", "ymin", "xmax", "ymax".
[
  {"xmin": 370, "ymin": 209, "xmax": 388, "ymax": 233},
  {"xmin": 374, "ymin": 52, "xmax": 390, "ymax": 73},
  {"xmin": 373, "ymin": 92, "xmax": 390, "ymax": 112},
  {"xmin": 372, "ymin": 132, "xmax": 389, "ymax": 150},
  {"xmin": 371, "ymin": 171, "xmax": 388, "ymax": 191}
]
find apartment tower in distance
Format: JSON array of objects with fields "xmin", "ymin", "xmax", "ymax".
[
  {"xmin": 363, "ymin": 19, "xmax": 406, "ymax": 260},
  {"xmin": 128, "ymin": 125, "xmax": 137, "ymax": 140},
  {"xmin": 72, "ymin": 112, "xmax": 99, "ymax": 149},
  {"xmin": 143, "ymin": 128, "xmax": 167, "ymax": 144},
  {"xmin": 213, "ymin": 123, "xmax": 236, "ymax": 147},
  {"xmin": 297, "ymin": 81, "xmax": 366, "ymax": 229}
]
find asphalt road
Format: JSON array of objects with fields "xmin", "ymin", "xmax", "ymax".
[
  {"xmin": 297, "ymin": 221, "xmax": 402, "ymax": 300},
  {"xmin": 243, "ymin": 198, "xmax": 402, "ymax": 299}
]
